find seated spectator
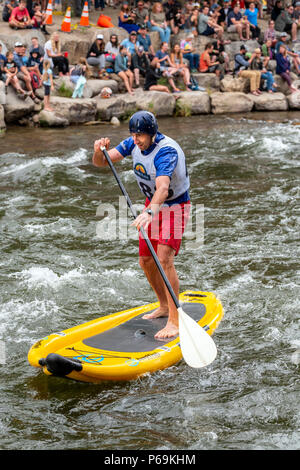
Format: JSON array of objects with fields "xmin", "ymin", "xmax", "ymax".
[
  {"xmin": 170, "ymin": 43, "xmax": 192, "ymax": 90},
  {"xmin": 212, "ymin": 38, "xmax": 231, "ymax": 73},
  {"xmin": 262, "ymin": 38, "xmax": 276, "ymax": 60},
  {"xmin": 105, "ymin": 34, "xmax": 119, "ymax": 69},
  {"xmin": 197, "ymin": 5, "xmax": 224, "ymax": 40},
  {"xmin": 130, "ymin": 45, "xmax": 148, "ymax": 86},
  {"xmin": 143, "ymin": 61, "xmax": 171, "ymax": 93},
  {"xmin": 149, "ymin": 2, "xmax": 171, "ymax": 44},
  {"xmin": 32, "ymin": 3, "xmax": 50, "ymax": 35},
  {"xmin": 227, "ymin": 4, "xmax": 251, "ymax": 41},
  {"xmin": 218, "ymin": 0, "xmax": 232, "ymax": 28},
  {"xmin": 275, "ymin": 44, "xmax": 298, "ymax": 91},
  {"xmin": 137, "ymin": 24, "xmax": 155, "ymax": 60},
  {"xmin": 244, "ymin": 2, "xmax": 260, "ymax": 39},
  {"xmin": 13, "ymin": 41, "xmax": 38, "ymax": 102},
  {"xmin": 250, "ymin": 48, "xmax": 277, "ymax": 92},
  {"xmin": 199, "ymin": 42, "xmax": 223, "ymax": 78},
  {"xmin": 29, "ymin": 36, "xmax": 45, "ymax": 60},
  {"xmin": 0, "ymin": 44, "xmax": 6, "ymax": 82},
  {"xmin": 271, "ymin": 0, "xmax": 283, "ymax": 21},
  {"xmin": 9, "ymin": 0, "xmax": 33, "ymax": 29},
  {"xmin": 70, "ymin": 58, "xmax": 91, "ymax": 86},
  {"xmin": 121, "ymin": 31, "xmax": 140, "ymax": 56},
  {"xmin": 163, "ymin": 0, "xmax": 182, "ymax": 29},
  {"xmin": 114, "ymin": 45, "xmax": 134, "ymax": 95},
  {"xmin": 180, "ymin": 33, "xmax": 200, "ymax": 73},
  {"xmin": 275, "ymin": 4, "xmax": 298, "ymax": 42},
  {"xmin": 234, "ymin": 44, "xmax": 261, "ymax": 95},
  {"xmin": 86, "ymin": 34, "xmax": 106, "ymax": 77},
  {"xmin": 264, "ymin": 19, "xmax": 277, "ymax": 47},
  {"xmin": 276, "ymin": 32, "xmax": 300, "ymax": 75},
  {"xmin": 2, "ymin": 0, "xmax": 18, "ymax": 22},
  {"xmin": 44, "ymin": 32, "xmax": 69, "ymax": 77},
  {"xmin": 133, "ymin": 1, "xmax": 149, "ymax": 25},
  {"xmin": 4, "ymin": 50, "xmax": 28, "ymax": 97},
  {"xmin": 118, "ymin": 2, "xmax": 139, "ymax": 34},
  {"xmin": 152, "ymin": 41, "xmax": 181, "ymax": 92},
  {"xmin": 28, "ymin": 48, "xmax": 43, "ymax": 75},
  {"xmin": 293, "ymin": 2, "xmax": 300, "ymax": 21}
]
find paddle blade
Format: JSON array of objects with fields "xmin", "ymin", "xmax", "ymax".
[{"xmin": 178, "ymin": 307, "xmax": 217, "ymax": 368}]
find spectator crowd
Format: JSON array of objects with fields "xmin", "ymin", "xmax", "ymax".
[{"xmin": 0, "ymin": 0, "xmax": 299, "ymax": 108}]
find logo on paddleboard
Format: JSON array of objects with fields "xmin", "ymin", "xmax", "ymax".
[{"xmin": 134, "ymin": 163, "xmax": 150, "ymax": 180}]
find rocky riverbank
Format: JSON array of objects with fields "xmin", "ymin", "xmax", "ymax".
[{"xmin": 0, "ymin": 6, "xmax": 299, "ymax": 130}]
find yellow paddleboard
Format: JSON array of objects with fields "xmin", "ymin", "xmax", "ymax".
[{"xmin": 28, "ymin": 291, "xmax": 223, "ymax": 383}]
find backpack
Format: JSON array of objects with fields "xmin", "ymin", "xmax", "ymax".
[{"xmin": 30, "ymin": 70, "xmax": 41, "ymax": 90}]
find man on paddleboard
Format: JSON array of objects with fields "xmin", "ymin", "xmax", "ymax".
[{"xmin": 93, "ymin": 111, "xmax": 190, "ymax": 339}]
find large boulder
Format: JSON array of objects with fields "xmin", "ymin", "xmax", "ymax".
[
  {"xmin": 3, "ymin": 86, "xmax": 35, "ymax": 123},
  {"xmin": 95, "ymin": 94, "xmax": 137, "ymax": 121},
  {"xmin": 192, "ymin": 73, "xmax": 220, "ymax": 90},
  {"xmin": 132, "ymin": 88, "xmax": 176, "ymax": 116},
  {"xmin": 47, "ymin": 96, "xmax": 97, "ymax": 123},
  {"xmin": 248, "ymin": 92, "xmax": 288, "ymax": 111},
  {"xmin": 287, "ymin": 89, "xmax": 300, "ymax": 109},
  {"xmin": 36, "ymin": 109, "xmax": 69, "ymax": 127},
  {"xmin": 220, "ymin": 74, "xmax": 249, "ymax": 93},
  {"xmin": 211, "ymin": 92, "xmax": 254, "ymax": 114},
  {"xmin": 0, "ymin": 104, "xmax": 6, "ymax": 130},
  {"xmin": 175, "ymin": 90, "xmax": 211, "ymax": 115}
]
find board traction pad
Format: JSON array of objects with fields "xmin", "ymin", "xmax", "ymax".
[{"xmin": 82, "ymin": 302, "xmax": 206, "ymax": 353}]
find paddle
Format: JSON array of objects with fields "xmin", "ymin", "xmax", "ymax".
[{"xmin": 100, "ymin": 146, "xmax": 217, "ymax": 368}]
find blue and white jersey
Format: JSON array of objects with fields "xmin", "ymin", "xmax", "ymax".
[{"xmin": 116, "ymin": 132, "xmax": 190, "ymax": 206}]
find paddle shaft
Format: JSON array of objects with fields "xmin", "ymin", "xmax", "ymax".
[{"xmin": 101, "ymin": 146, "xmax": 180, "ymax": 310}]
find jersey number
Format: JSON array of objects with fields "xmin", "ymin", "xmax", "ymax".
[{"xmin": 139, "ymin": 182, "xmax": 174, "ymax": 200}]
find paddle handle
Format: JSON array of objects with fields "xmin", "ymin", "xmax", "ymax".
[{"xmin": 100, "ymin": 146, "xmax": 180, "ymax": 310}]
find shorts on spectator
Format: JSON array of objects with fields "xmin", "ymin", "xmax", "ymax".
[{"xmin": 44, "ymin": 84, "xmax": 51, "ymax": 96}]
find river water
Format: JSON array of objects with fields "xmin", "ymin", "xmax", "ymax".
[{"xmin": 0, "ymin": 113, "xmax": 299, "ymax": 451}]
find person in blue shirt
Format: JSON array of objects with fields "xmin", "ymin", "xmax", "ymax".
[
  {"xmin": 121, "ymin": 31, "xmax": 140, "ymax": 55},
  {"xmin": 244, "ymin": 2, "xmax": 260, "ymax": 39},
  {"xmin": 114, "ymin": 45, "xmax": 134, "ymax": 95},
  {"xmin": 92, "ymin": 111, "xmax": 190, "ymax": 339}
]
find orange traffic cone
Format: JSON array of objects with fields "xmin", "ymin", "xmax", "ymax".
[
  {"xmin": 61, "ymin": 7, "xmax": 71, "ymax": 32},
  {"xmin": 45, "ymin": 0, "xmax": 53, "ymax": 25},
  {"xmin": 79, "ymin": 1, "xmax": 89, "ymax": 27}
]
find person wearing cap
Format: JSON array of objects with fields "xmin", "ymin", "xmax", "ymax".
[
  {"xmin": 9, "ymin": 0, "xmax": 33, "ymax": 29},
  {"xmin": 276, "ymin": 32, "xmax": 300, "ymax": 75},
  {"xmin": 275, "ymin": 43, "xmax": 298, "ymax": 91},
  {"xmin": 293, "ymin": 2, "xmax": 300, "ymax": 21},
  {"xmin": 121, "ymin": 31, "xmax": 141, "ymax": 56},
  {"xmin": 92, "ymin": 111, "xmax": 190, "ymax": 339},
  {"xmin": 87, "ymin": 34, "xmax": 106, "ymax": 78},
  {"xmin": 137, "ymin": 24, "xmax": 155, "ymax": 59},
  {"xmin": 275, "ymin": 4, "xmax": 298, "ymax": 42},
  {"xmin": 234, "ymin": 44, "xmax": 262, "ymax": 95},
  {"xmin": 227, "ymin": 4, "xmax": 250, "ymax": 41},
  {"xmin": 13, "ymin": 42, "xmax": 39, "ymax": 102}
]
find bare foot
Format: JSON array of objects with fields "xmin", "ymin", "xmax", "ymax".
[
  {"xmin": 142, "ymin": 307, "xmax": 169, "ymax": 320},
  {"xmin": 154, "ymin": 321, "xmax": 179, "ymax": 339}
]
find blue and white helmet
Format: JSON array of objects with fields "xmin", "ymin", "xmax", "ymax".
[{"xmin": 129, "ymin": 111, "xmax": 158, "ymax": 136}]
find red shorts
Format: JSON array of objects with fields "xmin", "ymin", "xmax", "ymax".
[{"xmin": 139, "ymin": 199, "xmax": 190, "ymax": 257}]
